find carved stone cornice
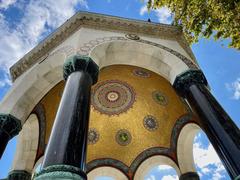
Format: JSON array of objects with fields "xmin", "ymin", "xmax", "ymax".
[{"xmin": 10, "ymin": 11, "xmax": 195, "ymax": 81}]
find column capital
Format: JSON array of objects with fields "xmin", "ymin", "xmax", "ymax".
[
  {"xmin": 63, "ymin": 55, "xmax": 99, "ymax": 84},
  {"xmin": 34, "ymin": 165, "xmax": 87, "ymax": 180},
  {"xmin": 0, "ymin": 114, "xmax": 21, "ymax": 139},
  {"xmin": 8, "ymin": 170, "xmax": 31, "ymax": 180},
  {"xmin": 173, "ymin": 69, "xmax": 208, "ymax": 96}
]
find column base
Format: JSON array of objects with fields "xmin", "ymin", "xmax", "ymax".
[
  {"xmin": 34, "ymin": 165, "xmax": 87, "ymax": 180},
  {"xmin": 8, "ymin": 170, "xmax": 31, "ymax": 180},
  {"xmin": 180, "ymin": 172, "xmax": 200, "ymax": 180}
]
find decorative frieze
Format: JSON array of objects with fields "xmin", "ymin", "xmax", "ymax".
[{"xmin": 10, "ymin": 12, "xmax": 196, "ymax": 81}]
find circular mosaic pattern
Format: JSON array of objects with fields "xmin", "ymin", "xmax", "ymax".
[
  {"xmin": 152, "ymin": 91, "xmax": 168, "ymax": 106},
  {"xmin": 88, "ymin": 128, "xmax": 99, "ymax": 145},
  {"xmin": 116, "ymin": 129, "xmax": 132, "ymax": 146},
  {"xmin": 133, "ymin": 69, "xmax": 150, "ymax": 78},
  {"xmin": 143, "ymin": 115, "xmax": 159, "ymax": 131},
  {"xmin": 125, "ymin": 34, "xmax": 140, "ymax": 40},
  {"xmin": 92, "ymin": 80, "xmax": 136, "ymax": 115}
]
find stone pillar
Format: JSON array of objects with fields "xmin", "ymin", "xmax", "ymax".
[
  {"xmin": 8, "ymin": 170, "xmax": 31, "ymax": 180},
  {"xmin": 0, "ymin": 114, "xmax": 21, "ymax": 159},
  {"xmin": 180, "ymin": 172, "xmax": 199, "ymax": 180},
  {"xmin": 35, "ymin": 55, "xmax": 99, "ymax": 180},
  {"xmin": 173, "ymin": 69, "xmax": 240, "ymax": 179}
]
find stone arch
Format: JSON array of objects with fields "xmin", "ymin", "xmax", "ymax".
[
  {"xmin": 134, "ymin": 155, "xmax": 180, "ymax": 179},
  {"xmin": 0, "ymin": 52, "xmax": 66, "ymax": 123},
  {"xmin": 177, "ymin": 123, "xmax": 201, "ymax": 174},
  {"xmin": 87, "ymin": 166, "xmax": 128, "ymax": 180},
  {"xmin": 0, "ymin": 38, "xmax": 192, "ymax": 124},
  {"xmin": 90, "ymin": 40, "xmax": 190, "ymax": 83},
  {"xmin": 11, "ymin": 114, "xmax": 39, "ymax": 173}
]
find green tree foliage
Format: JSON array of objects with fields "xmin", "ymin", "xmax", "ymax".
[{"xmin": 147, "ymin": 0, "xmax": 240, "ymax": 49}]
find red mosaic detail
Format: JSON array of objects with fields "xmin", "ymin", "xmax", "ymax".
[{"xmin": 133, "ymin": 69, "xmax": 150, "ymax": 78}]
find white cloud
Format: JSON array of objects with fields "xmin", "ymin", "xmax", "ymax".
[
  {"xmin": 154, "ymin": 7, "xmax": 172, "ymax": 24},
  {"xmin": 0, "ymin": 0, "xmax": 16, "ymax": 9},
  {"xmin": 146, "ymin": 175, "xmax": 156, "ymax": 180},
  {"xmin": 140, "ymin": 5, "xmax": 148, "ymax": 16},
  {"xmin": 162, "ymin": 175, "xmax": 178, "ymax": 180},
  {"xmin": 158, "ymin": 165, "xmax": 173, "ymax": 170},
  {"xmin": 193, "ymin": 142, "xmax": 222, "ymax": 169},
  {"xmin": 0, "ymin": 69, "xmax": 12, "ymax": 88},
  {"xmin": 139, "ymin": 3, "xmax": 172, "ymax": 24},
  {"xmin": 226, "ymin": 78, "xmax": 240, "ymax": 100},
  {"xmin": 0, "ymin": 0, "xmax": 88, "ymax": 72},
  {"xmin": 193, "ymin": 135, "xmax": 227, "ymax": 179}
]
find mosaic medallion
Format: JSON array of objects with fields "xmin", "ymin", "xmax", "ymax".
[
  {"xmin": 125, "ymin": 34, "xmax": 140, "ymax": 40},
  {"xmin": 88, "ymin": 128, "xmax": 99, "ymax": 145},
  {"xmin": 91, "ymin": 80, "xmax": 136, "ymax": 115},
  {"xmin": 133, "ymin": 69, "xmax": 150, "ymax": 78},
  {"xmin": 143, "ymin": 115, "xmax": 159, "ymax": 131},
  {"xmin": 152, "ymin": 91, "xmax": 168, "ymax": 106},
  {"xmin": 116, "ymin": 129, "xmax": 132, "ymax": 146}
]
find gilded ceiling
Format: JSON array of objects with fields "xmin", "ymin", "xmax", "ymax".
[{"xmin": 37, "ymin": 64, "xmax": 193, "ymax": 173}]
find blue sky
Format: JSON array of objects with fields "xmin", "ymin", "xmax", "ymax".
[{"xmin": 0, "ymin": 0, "xmax": 239, "ymax": 179}]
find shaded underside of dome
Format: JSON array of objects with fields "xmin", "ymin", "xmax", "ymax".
[{"xmin": 33, "ymin": 65, "xmax": 199, "ymax": 177}]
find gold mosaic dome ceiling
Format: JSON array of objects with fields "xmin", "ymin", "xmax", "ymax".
[{"xmin": 35, "ymin": 65, "xmax": 197, "ymax": 177}]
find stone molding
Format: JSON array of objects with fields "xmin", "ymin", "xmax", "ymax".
[
  {"xmin": 76, "ymin": 36, "xmax": 198, "ymax": 70},
  {"xmin": 34, "ymin": 165, "xmax": 86, "ymax": 180},
  {"xmin": 10, "ymin": 12, "xmax": 195, "ymax": 81},
  {"xmin": 63, "ymin": 55, "xmax": 99, "ymax": 84},
  {"xmin": 0, "ymin": 114, "xmax": 21, "ymax": 138},
  {"xmin": 32, "ymin": 104, "xmax": 46, "ymax": 160},
  {"xmin": 173, "ymin": 69, "xmax": 208, "ymax": 97}
]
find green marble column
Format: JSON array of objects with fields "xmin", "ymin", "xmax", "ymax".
[
  {"xmin": 34, "ymin": 165, "xmax": 86, "ymax": 180},
  {"xmin": 173, "ymin": 69, "xmax": 240, "ymax": 179},
  {"xmin": 34, "ymin": 55, "xmax": 99, "ymax": 180}
]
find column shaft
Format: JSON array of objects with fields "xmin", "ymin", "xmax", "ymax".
[
  {"xmin": 180, "ymin": 172, "xmax": 199, "ymax": 180},
  {"xmin": 187, "ymin": 84, "xmax": 240, "ymax": 178},
  {"xmin": 0, "ymin": 130, "xmax": 9, "ymax": 158},
  {"xmin": 42, "ymin": 71, "xmax": 92, "ymax": 169}
]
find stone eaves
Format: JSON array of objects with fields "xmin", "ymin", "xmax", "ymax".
[{"xmin": 10, "ymin": 11, "xmax": 196, "ymax": 81}]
